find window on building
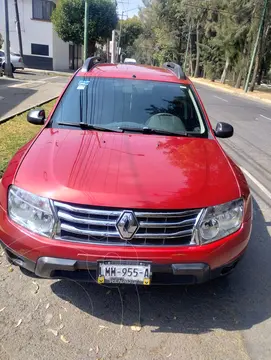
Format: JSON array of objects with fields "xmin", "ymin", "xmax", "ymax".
[
  {"xmin": 32, "ymin": 0, "xmax": 56, "ymax": 21},
  {"xmin": 31, "ymin": 43, "xmax": 49, "ymax": 56}
]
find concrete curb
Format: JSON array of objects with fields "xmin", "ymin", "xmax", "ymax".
[
  {"xmin": 191, "ymin": 78, "xmax": 271, "ymax": 105},
  {"xmin": 24, "ymin": 68, "xmax": 74, "ymax": 77},
  {"xmin": 0, "ymin": 96, "xmax": 58, "ymax": 125}
]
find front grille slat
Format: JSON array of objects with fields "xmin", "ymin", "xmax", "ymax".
[
  {"xmin": 53, "ymin": 201, "xmax": 202, "ymax": 247},
  {"xmin": 54, "ymin": 201, "xmax": 121, "ymax": 217},
  {"xmin": 139, "ymin": 217, "xmax": 197, "ymax": 229},
  {"xmin": 58, "ymin": 210, "xmax": 116, "ymax": 226},
  {"xmin": 60, "ymin": 223, "xmax": 119, "ymax": 238},
  {"xmin": 134, "ymin": 210, "xmax": 199, "ymax": 218},
  {"xmin": 135, "ymin": 229, "xmax": 192, "ymax": 239}
]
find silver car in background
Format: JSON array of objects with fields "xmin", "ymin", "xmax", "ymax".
[
  {"xmin": 0, "ymin": 57, "xmax": 3, "ymax": 76},
  {"xmin": 123, "ymin": 58, "xmax": 137, "ymax": 64},
  {"xmin": 0, "ymin": 50, "xmax": 25, "ymax": 72}
]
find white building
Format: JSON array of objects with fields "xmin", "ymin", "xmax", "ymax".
[{"xmin": 0, "ymin": 0, "xmax": 83, "ymax": 70}]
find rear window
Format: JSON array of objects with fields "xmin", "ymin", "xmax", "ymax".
[{"xmin": 50, "ymin": 77, "xmax": 208, "ymax": 136}]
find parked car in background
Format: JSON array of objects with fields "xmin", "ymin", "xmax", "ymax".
[
  {"xmin": 124, "ymin": 58, "xmax": 137, "ymax": 64},
  {"xmin": 0, "ymin": 57, "xmax": 3, "ymax": 76},
  {"xmin": 0, "ymin": 50, "xmax": 25, "ymax": 72}
]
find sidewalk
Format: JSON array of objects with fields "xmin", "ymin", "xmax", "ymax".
[
  {"xmin": 0, "ymin": 76, "xmax": 68, "ymax": 123},
  {"xmin": 24, "ymin": 67, "xmax": 74, "ymax": 77},
  {"xmin": 191, "ymin": 77, "xmax": 271, "ymax": 105}
]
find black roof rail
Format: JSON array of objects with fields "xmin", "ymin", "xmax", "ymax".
[
  {"xmin": 162, "ymin": 62, "xmax": 186, "ymax": 79},
  {"xmin": 81, "ymin": 56, "xmax": 101, "ymax": 72}
]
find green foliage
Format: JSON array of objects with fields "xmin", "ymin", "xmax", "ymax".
[
  {"xmin": 51, "ymin": 0, "xmax": 118, "ymax": 46},
  {"xmin": 118, "ymin": 17, "xmax": 143, "ymax": 58},
  {"xmin": 134, "ymin": 0, "xmax": 271, "ymax": 87}
]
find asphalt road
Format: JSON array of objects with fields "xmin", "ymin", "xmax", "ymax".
[{"xmin": 0, "ymin": 82, "xmax": 271, "ymax": 360}]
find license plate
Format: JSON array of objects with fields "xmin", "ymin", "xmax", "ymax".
[{"xmin": 97, "ymin": 261, "xmax": 152, "ymax": 285}]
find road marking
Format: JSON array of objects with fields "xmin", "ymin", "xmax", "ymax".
[
  {"xmin": 10, "ymin": 81, "xmax": 31, "ymax": 88},
  {"xmin": 37, "ymin": 76, "xmax": 59, "ymax": 81},
  {"xmin": 11, "ymin": 80, "xmax": 46, "ymax": 87},
  {"xmin": 240, "ymin": 166, "xmax": 271, "ymax": 200},
  {"xmin": 10, "ymin": 76, "xmax": 60, "ymax": 88},
  {"xmin": 214, "ymin": 95, "xmax": 229, "ymax": 102},
  {"xmin": 260, "ymin": 114, "xmax": 271, "ymax": 121},
  {"xmin": 0, "ymin": 96, "xmax": 4, "ymax": 100}
]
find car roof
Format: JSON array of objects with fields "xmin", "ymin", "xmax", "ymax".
[{"xmin": 77, "ymin": 63, "xmax": 191, "ymax": 85}]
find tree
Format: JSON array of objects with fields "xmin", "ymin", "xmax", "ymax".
[
  {"xmin": 0, "ymin": 33, "xmax": 3, "ymax": 49},
  {"xmin": 118, "ymin": 17, "xmax": 142, "ymax": 59},
  {"xmin": 132, "ymin": 0, "xmax": 271, "ymax": 90},
  {"xmin": 51, "ymin": 0, "xmax": 118, "ymax": 55}
]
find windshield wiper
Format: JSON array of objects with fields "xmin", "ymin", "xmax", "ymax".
[
  {"xmin": 118, "ymin": 126, "xmax": 188, "ymax": 137},
  {"xmin": 57, "ymin": 122, "xmax": 123, "ymax": 133}
]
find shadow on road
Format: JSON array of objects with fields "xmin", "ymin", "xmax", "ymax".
[{"xmin": 51, "ymin": 198, "xmax": 271, "ymax": 334}]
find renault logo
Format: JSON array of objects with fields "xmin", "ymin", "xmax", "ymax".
[{"xmin": 116, "ymin": 211, "xmax": 139, "ymax": 240}]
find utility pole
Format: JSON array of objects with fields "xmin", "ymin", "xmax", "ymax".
[
  {"xmin": 183, "ymin": 23, "xmax": 191, "ymax": 73},
  {"xmin": 111, "ymin": 30, "xmax": 116, "ymax": 63},
  {"xmin": 14, "ymin": 0, "xmax": 23, "ymax": 60},
  {"xmin": 3, "ymin": 0, "xmax": 13, "ymax": 77},
  {"xmin": 106, "ymin": 38, "xmax": 110, "ymax": 62},
  {"xmin": 244, "ymin": 0, "xmax": 269, "ymax": 92},
  {"xmin": 117, "ymin": 11, "xmax": 124, "ymax": 62},
  {"xmin": 83, "ymin": 0, "xmax": 89, "ymax": 61}
]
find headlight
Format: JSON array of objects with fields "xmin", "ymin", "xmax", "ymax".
[
  {"xmin": 198, "ymin": 198, "xmax": 244, "ymax": 244},
  {"xmin": 8, "ymin": 185, "xmax": 55, "ymax": 237}
]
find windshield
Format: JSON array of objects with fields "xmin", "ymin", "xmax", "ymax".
[{"xmin": 50, "ymin": 77, "xmax": 208, "ymax": 136}]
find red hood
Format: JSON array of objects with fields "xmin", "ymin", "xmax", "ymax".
[{"xmin": 15, "ymin": 129, "xmax": 240, "ymax": 209}]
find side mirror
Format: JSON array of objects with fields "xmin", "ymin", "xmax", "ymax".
[
  {"xmin": 214, "ymin": 122, "xmax": 234, "ymax": 138},
  {"xmin": 27, "ymin": 108, "xmax": 45, "ymax": 125}
]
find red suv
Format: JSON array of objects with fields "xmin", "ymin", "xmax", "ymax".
[{"xmin": 0, "ymin": 59, "xmax": 252, "ymax": 285}]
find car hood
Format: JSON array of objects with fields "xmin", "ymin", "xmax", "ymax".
[{"xmin": 15, "ymin": 129, "xmax": 240, "ymax": 209}]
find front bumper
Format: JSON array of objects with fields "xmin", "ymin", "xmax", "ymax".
[
  {"xmin": 0, "ymin": 204, "xmax": 252, "ymax": 284},
  {"xmin": 1, "ymin": 240, "xmax": 244, "ymax": 285}
]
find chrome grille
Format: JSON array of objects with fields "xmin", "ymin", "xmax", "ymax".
[{"xmin": 53, "ymin": 201, "xmax": 202, "ymax": 246}]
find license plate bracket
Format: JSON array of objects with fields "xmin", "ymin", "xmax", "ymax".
[{"xmin": 97, "ymin": 260, "xmax": 152, "ymax": 285}]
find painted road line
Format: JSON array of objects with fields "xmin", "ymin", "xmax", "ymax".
[
  {"xmin": 240, "ymin": 166, "xmax": 271, "ymax": 200},
  {"xmin": 37, "ymin": 76, "xmax": 60, "ymax": 82},
  {"xmin": 214, "ymin": 95, "xmax": 229, "ymax": 102},
  {"xmin": 260, "ymin": 114, "xmax": 271, "ymax": 121},
  {"xmin": 10, "ymin": 80, "xmax": 43, "ymax": 88},
  {"xmin": 10, "ymin": 76, "xmax": 60, "ymax": 88}
]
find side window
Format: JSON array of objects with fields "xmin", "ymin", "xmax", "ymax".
[
  {"xmin": 0, "ymin": 51, "xmax": 4, "ymax": 57},
  {"xmin": 31, "ymin": 43, "xmax": 49, "ymax": 56},
  {"xmin": 32, "ymin": 0, "xmax": 56, "ymax": 21}
]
